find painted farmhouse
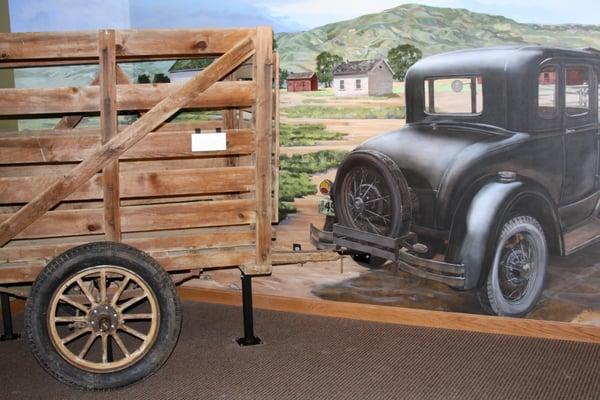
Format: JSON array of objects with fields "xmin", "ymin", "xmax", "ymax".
[
  {"xmin": 333, "ymin": 59, "xmax": 394, "ymax": 97},
  {"xmin": 287, "ymin": 72, "xmax": 318, "ymax": 92}
]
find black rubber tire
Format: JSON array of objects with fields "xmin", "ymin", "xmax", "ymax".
[
  {"xmin": 351, "ymin": 253, "xmax": 388, "ymax": 269},
  {"xmin": 478, "ymin": 216, "xmax": 547, "ymax": 317},
  {"xmin": 25, "ymin": 242, "xmax": 182, "ymax": 390},
  {"xmin": 334, "ymin": 149, "xmax": 412, "ymax": 238}
]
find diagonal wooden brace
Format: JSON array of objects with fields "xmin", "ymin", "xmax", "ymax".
[{"xmin": 0, "ymin": 32, "xmax": 256, "ymax": 247}]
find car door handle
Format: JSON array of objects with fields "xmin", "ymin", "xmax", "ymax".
[{"xmin": 566, "ymin": 128, "xmax": 576, "ymax": 134}]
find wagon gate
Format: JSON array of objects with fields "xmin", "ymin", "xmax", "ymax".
[{"xmin": 0, "ymin": 27, "xmax": 279, "ymax": 284}]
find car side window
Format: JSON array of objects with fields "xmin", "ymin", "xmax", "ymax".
[
  {"xmin": 538, "ymin": 66, "xmax": 557, "ymax": 118},
  {"xmin": 565, "ymin": 65, "xmax": 590, "ymax": 117}
]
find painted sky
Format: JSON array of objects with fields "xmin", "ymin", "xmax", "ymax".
[{"xmin": 7, "ymin": 0, "xmax": 600, "ymax": 33}]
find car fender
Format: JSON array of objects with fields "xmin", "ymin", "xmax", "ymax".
[{"xmin": 452, "ymin": 180, "xmax": 523, "ymax": 290}]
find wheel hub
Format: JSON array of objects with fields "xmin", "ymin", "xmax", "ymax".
[
  {"xmin": 89, "ymin": 304, "xmax": 119, "ymax": 334},
  {"xmin": 353, "ymin": 197, "xmax": 365, "ymax": 213}
]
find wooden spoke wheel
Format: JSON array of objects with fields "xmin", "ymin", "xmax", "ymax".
[
  {"xmin": 25, "ymin": 242, "xmax": 181, "ymax": 390},
  {"xmin": 48, "ymin": 266, "xmax": 160, "ymax": 373}
]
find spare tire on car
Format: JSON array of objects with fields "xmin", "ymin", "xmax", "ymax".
[{"xmin": 333, "ymin": 150, "xmax": 412, "ymax": 267}]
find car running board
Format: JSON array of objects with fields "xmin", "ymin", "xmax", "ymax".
[{"xmin": 564, "ymin": 217, "xmax": 600, "ymax": 255}]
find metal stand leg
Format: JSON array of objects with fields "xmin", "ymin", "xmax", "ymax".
[
  {"xmin": 236, "ymin": 274, "xmax": 262, "ymax": 346},
  {"xmin": 1, "ymin": 293, "xmax": 20, "ymax": 341}
]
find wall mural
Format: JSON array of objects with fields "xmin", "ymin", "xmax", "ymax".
[{"xmin": 6, "ymin": 0, "xmax": 600, "ymax": 326}]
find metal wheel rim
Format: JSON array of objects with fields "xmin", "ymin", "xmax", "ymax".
[
  {"xmin": 47, "ymin": 266, "xmax": 160, "ymax": 373},
  {"xmin": 340, "ymin": 166, "xmax": 393, "ymax": 235},
  {"xmin": 497, "ymin": 232, "xmax": 538, "ymax": 302}
]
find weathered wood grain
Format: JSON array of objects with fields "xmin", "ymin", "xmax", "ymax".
[
  {"xmin": 0, "ymin": 129, "xmax": 255, "ymax": 164},
  {"xmin": 0, "ymin": 81, "xmax": 255, "ymax": 116},
  {"xmin": 0, "ymin": 198, "xmax": 255, "ymax": 240},
  {"xmin": 247, "ymin": 26, "xmax": 273, "ymax": 275},
  {"xmin": 0, "ymin": 167, "xmax": 256, "ymax": 203},
  {"xmin": 0, "ymin": 29, "xmax": 255, "ymax": 67},
  {"xmin": 0, "ymin": 31, "xmax": 256, "ymax": 247},
  {"xmin": 99, "ymin": 30, "xmax": 122, "ymax": 242}
]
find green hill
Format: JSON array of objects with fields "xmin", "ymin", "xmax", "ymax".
[{"xmin": 276, "ymin": 3, "xmax": 600, "ymax": 72}]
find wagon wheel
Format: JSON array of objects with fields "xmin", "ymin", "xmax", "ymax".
[{"xmin": 25, "ymin": 242, "xmax": 181, "ymax": 390}]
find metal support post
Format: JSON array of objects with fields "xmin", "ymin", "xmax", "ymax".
[
  {"xmin": 1, "ymin": 293, "xmax": 19, "ymax": 341},
  {"xmin": 236, "ymin": 274, "xmax": 262, "ymax": 346}
]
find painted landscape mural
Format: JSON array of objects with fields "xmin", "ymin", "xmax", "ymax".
[{"xmin": 5, "ymin": 0, "xmax": 599, "ymax": 325}]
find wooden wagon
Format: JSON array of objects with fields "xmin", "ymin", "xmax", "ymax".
[{"xmin": 0, "ymin": 26, "xmax": 291, "ymax": 389}]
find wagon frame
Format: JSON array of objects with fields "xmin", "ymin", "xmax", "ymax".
[{"xmin": 0, "ymin": 26, "xmax": 340, "ymax": 388}]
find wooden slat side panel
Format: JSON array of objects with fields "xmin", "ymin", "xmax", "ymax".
[
  {"xmin": 0, "ymin": 81, "xmax": 255, "ymax": 116},
  {"xmin": 0, "ymin": 199, "xmax": 256, "ymax": 239},
  {"xmin": 0, "ymin": 247, "xmax": 255, "ymax": 284},
  {"xmin": 0, "ymin": 230, "xmax": 256, "ymax": 264},
  {"xmin": 0, "ymin": 129, "xmax": 255, "ymax": 164},
  {"xmin": 0, "ymin": 29, "xmax": 254, "ymax": 64}
]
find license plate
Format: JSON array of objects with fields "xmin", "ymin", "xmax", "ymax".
[{"xmin": 318, "ymin": 198, "xmax": 335, "ymax": 217}]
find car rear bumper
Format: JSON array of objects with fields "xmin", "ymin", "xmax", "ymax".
[{"xmin": 310, "ymin": 223, "xmax": 465, "ymax": 289}]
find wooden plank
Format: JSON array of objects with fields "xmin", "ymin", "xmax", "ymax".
[
  {"xmin": 0, "ymin": 128, "xmax": 255, "ymax": 164},
  {"xmin": 0, "ymin": 247, "xmax": 256, "ymax": 284},
  {"xmin": 99, "ymin": 29, "xmax": 121, "ymax": 242},
  {"xmin": 0, "ymin": 81, "xmax": 255, "ymax": 116},
  {"xmin": 246, "ymin": 26, "xmax": 273, "ymax": 275},
  {"xmin": 272, "ymin": 51, "xmax": 280, "ymax": 223},
  {"xmin": 0, "ymin": 230, "xmax": 255, "ymax": 264},
  {"xmin": 179, "ymin": 287, "xmax": 600, "ymax": 344},
  {"xmin": 0, "ymin": 29, "xmax": 255, "ymax": 66},
  {"xmin": 54, "ymin": 65, "xmax": 132, "ymax": 129},
  {"xmin": 0, "ymin": 198, "xmax": 255, "ymax": 240},
  {"xmin": 0, "ymin": 166, "xmax": 256, "ymax": 203}
]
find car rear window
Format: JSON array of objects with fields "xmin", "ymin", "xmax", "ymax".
[{"xmin": 424, "ymin": 76, "xmax": 483, "ymax": 115}]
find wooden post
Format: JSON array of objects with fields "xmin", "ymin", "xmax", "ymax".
[
  {"xmin": 272, "ymin": 51, "xmax": 280, "ymax": 223},
  {"xmin": 246, "ymin": 26, "xmax": 273, "ymax": 275},
  {"xmin": 0, "ymin": 33, "xmax": 256, "ymax": 247},
  {"xmin": 99, "ymin": 30, "xmax": 121, "ymax": 242}
]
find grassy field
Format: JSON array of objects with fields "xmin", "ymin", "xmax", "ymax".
[
  {"xmin": 278, "ymin": 150, "xmax": 347, "ymax": 219},
  {"xmin": 280, "ymin": 123, "xmax": 345, "ymax": 146},
  {"xmin": 282, "ymin": 105, "xmax": 405, "ymax": 119}
]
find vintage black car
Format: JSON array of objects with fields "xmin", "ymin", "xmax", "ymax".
[{"xmin": 311, "ymin": 46, "xmax": 600, "ymax": 317}]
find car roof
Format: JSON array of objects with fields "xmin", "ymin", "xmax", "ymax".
[{"xmin": 408, "ymin": 45, "xmax": 600, "ymax": 79}]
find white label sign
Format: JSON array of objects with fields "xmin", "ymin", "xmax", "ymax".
[{"xmin": 191, "ymin": 132, "xmax": 227, "ymax": 152}]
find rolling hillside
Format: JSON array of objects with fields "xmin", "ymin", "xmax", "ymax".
[{"xmin": 276, "ymin": 3, "xmax": 600, "ymax": 72}]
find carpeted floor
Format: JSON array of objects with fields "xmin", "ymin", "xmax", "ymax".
[{"xmin": 1, "ymin": 301, "xmax": 599, "ymax": 400}]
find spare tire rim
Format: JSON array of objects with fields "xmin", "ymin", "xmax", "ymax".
[
  {"xmin": 498, "ymin": 233, "xmax": 537, "ymax": 302},
  {"xmin": 47, "ymin": 266, "xmax": 160, "ymax": 373},
  {"xmin": 343, "ymin": 166, "xmax": 392, "ymax": 235}
]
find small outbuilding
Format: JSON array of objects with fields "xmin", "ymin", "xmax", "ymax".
[
  {"xmin": 287, "ymin": 72, "xmax": 318, "ymax": 92},
  {"xmin": 333, "ymin": 59, "xmax": 394, "ymax": 97}
]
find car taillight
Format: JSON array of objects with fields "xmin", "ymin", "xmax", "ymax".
[{"xmin": 319, "ymin": 179, "xmax": 333, "ymax": 195}]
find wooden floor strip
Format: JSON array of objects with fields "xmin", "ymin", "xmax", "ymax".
[{"xmin": 179, "ymin": 286, "xmax": 600, "ymax": 344}]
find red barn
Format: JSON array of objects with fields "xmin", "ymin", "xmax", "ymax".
[{"xmin": 287, "ymin": 72, "xmax": 318, "ymax": 92}]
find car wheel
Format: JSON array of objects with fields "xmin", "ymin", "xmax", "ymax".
[
  {"xmin": 334, "ymin": 149, "xmax": 411, "ymax": 238},
  {"xmin": 479, "ymin": 216, "xmax": 547, "ymax": 317},
  {"xmin": 25, "ymin": 241, "xmax": 182, "ymax": 390}
]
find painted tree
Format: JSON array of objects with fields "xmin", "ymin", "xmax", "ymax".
[
  {"xmin": 137, "ymin": 74, "xmax": 151, "ymax": 84},
  {"xmin": 279, "ymin": 69, "xmax": 289, "ymax": 88},
  {"xmin": 152, "ymin": 73, "xmax": 171, "ymax": 83},
  {"xmin": 387, "ymin": 44, "xmax": 422, "ymax": 81},
  {"xmin": 316, "ymin": 51, "xmax": 343, "ymax": 88}
]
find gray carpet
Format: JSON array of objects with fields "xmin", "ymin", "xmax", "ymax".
[{"xmin": 1, "ymin": 301, "xmax": 599, "ymax": 399}]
